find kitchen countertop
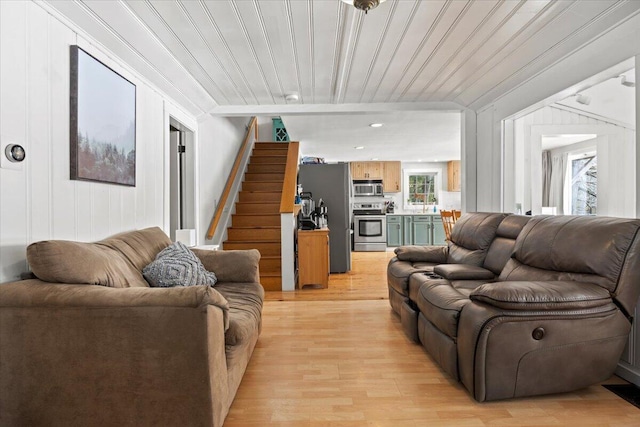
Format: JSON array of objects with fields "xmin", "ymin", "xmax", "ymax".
[{"xmin": 387, "ymin": 211, "xmax": 441, "ymax": 216}]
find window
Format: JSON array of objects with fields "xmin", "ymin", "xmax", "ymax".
[
  {"xmin": 407, "ymin": 172, "xmax": 437, "ymax": 205},
  {"xmin": 570, "ymin": 153, "xmax": 597, "ymax": 215}
]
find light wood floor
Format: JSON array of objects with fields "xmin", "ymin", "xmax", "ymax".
[
  {"xmin": 265, "ymin": 251, "xmax": 396, "ymax": 302},
  {"xmin": 226, "ymin": 251, "xmax": 640, "ymax": 426}
]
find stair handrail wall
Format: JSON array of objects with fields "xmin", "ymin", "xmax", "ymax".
[
  {"xmin": 279, "ymin": 141, "xmax": 300, "ymax": 291},
  {"xmin": 279, "ymin": 141, "xmax": 300, "ymax": 214},
  {"xmin": 206, "ymin": 117, "xmax": 258, "ymax": 241}
]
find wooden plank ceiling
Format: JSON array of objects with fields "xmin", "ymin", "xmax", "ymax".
[{"xmin": 47, "ymin": 0, "xmax": 640, "ymax": 117}]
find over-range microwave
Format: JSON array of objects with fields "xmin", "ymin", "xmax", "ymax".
[{"xmin": 353, "ymin": 179, "xmax": 384, "ymax": 197}]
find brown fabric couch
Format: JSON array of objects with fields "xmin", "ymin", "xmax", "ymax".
[
  {"xmin": 393, "ymin": 214, "xmax": 640, "ymax": 401},
  {"xmin": 0, "ymin": 227, "xmax": 264, "ymax": 426}
]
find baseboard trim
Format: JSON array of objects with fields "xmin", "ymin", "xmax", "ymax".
[{"xmin": 616, "ymin": 362, "xmax": 640, "ymax": 386}]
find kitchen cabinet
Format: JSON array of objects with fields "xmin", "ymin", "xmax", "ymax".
[
  {"xmin": 382, "ymin": 161, "xmax": 401, "ymax": 193},
  {"xmin": 406, "ymin": 215, "xmax": 430, "ymax": 246},
  {"xmin": 350, "ymin": 161, "xmax": 402, "ymax": 193},
  {"xmin": 350, "ymin": 161, "xmax": 382, "ymax": 179},
  {"xmin": 397, "ymin": 215, "xmax": 447, "ymax": 246},
  {"xmin": 386, "ymin": 215, "xmax": 403, "ymax": 247},
  {"xmin": 447, "ymin": 160, "xmax": 461, "ymax": 192},
  {"xmin": 297, "ymin": 228, "xmax": 330, "ymax": 288},
  {"xmin": 432, "ymin": 216, "xmax": 447, "ymax": 245}
]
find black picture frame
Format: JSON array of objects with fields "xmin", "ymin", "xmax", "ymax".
[{"xmin": 70, "ymin": 45, "xmax": 136, "ymax": 186}]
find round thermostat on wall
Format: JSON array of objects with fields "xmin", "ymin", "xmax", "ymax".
[{"xmin": 5, "ymin": 144, "xmax": 26, "ymax": 163}]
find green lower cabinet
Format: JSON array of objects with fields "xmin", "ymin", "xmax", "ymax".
[
  {"xmin": 412, "ymin": 215, "xmax": 431, "ymax": 246},
  {"xmin": 392, "ymin": 214, "xmax": 447, "ymax": 246},
  {"xmin": 403, "ymin": 216, "xmax": 413, "ymax": 245},
  {"xmin": 432, "ymin": 217, "xmax": 447, "ymax": 246},
  {"xmin": 386, "ymin": 215, "xmax": 403, "ymax": 247}
]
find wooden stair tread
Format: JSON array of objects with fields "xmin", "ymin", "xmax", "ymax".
[
  {"xmin": 224, "ymin": 240, "xmax": 281, "ymax": 244},
  {"xmin": 236, "ymin": 201, "xmax": 280, "ymax": 207},
  {"xmin": 244, "ymin": 174, "xmax": 285, "ymax": 180},
  {"xmin": 245, "ymin": 172, "xmax": 285, "ymax": 175},
  {"xmin": 228, "ymin": 226, "xmax": 280, "ymax": 229},
  {"xmin": 234, "ymin": 212, "xmax": 280, "ymax": 216},
  {"xmin": 251, "ymin": 150, "xmax": 286, "ymax": 154}
]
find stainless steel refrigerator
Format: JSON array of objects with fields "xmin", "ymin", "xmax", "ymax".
[{"xmin": 298, "ymin": 163, "xmax": 352, "ymax": 273}]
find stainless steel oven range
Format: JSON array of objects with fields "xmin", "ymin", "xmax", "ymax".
[{"xmin": 353, "ymin": 202, "xmax": 386, "ymax": 252}]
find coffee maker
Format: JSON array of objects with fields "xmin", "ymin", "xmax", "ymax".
[
  {"xmin": 314, "ymin": 199, "xmax": 328, "ymax": 229},
  {"xmin": 298, "ymin": 192, "xmax": 317, "ymax": 230}
]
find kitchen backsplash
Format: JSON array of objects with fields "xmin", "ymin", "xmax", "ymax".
[{"xmin": 381, "ymin": 191, "xmax": 461, "ymax": 214}]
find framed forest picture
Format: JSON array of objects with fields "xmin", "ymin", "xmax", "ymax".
[{"xmin": 70, "ymin": 45, "xmax": 136, "ymax": 186}]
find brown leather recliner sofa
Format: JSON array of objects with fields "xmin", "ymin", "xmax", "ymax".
[
  {"xmin": 0, "ymin": 227, "xmax": 264, "ymax": 426},
  {"xmin": 387, "ymin": 212, "xmax": 530, "ymax": 318},
  {"xmin": 388, "ymin": 213, "xmax": 640, "ymax": 401}
]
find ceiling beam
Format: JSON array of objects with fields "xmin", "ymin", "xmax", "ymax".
[{"xmin": 208, "ymin": 101, "xmax": 464, "ymax": 116}]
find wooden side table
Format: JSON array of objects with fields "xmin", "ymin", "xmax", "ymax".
[{"xmin": 297, "ymin": 228, "xmax": 330, "ymax": 289}]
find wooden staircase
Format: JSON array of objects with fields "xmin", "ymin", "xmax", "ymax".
[{"xmin": 223, "ymin": 142, "xmax": 288, "ymax": 291}]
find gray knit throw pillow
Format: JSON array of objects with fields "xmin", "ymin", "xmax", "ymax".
[{"xmin": 143, "ymin": 241, "xmax": 217, "ymax": 287}]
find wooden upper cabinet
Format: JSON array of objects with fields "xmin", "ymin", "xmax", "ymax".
[
  {"xmin": 350, "ymin": 161, "xmax": 382, "ymax": 179},
  {"xmin": 367, "ymin": 162, "xmax": 382, "ymax": 179},
  {"xmin": 382, "ymin": 161, "xmax": 401, "ymax": 193},
  {"xmin": 447, "ymin": 160, "xmax": 461, "ymax": 192},
  {"xmin": 350, "ymin": 162, "xmax": 366, "ymax": 179},
  {"xmin": 350, "ymin": 161, "xmax": 401, "ymax": 193}
]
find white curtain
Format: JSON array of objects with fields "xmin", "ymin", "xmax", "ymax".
[
  {"xmin": 548, "ymin": 153, "xmax": 568, "ymax": 214},
  {"xmin": 542, "ymin": 151, "xmax": 551, "ymax": 207}
]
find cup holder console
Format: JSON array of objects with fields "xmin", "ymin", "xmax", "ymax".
[{"xmin": 423, "ymin": 272, "xmax": 443, "ymax": 280}]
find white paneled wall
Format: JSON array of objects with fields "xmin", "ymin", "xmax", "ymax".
[
  {"xmin": 476, "ymin": 108, "xmax": 502, "ymax": 212},
  {"xmin": 0, "ymin": 2, "xmax": 193, "ymax": 282},
  {"xmin": 197, "ymin": 116, "xmax": 248, "ymax": 245},
  {"xmin": 510, "ymin": 105, "xmax": 635, "ymax": 217}
]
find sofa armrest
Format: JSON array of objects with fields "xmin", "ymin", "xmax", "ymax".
[
  {"xmin": 193, "ymin": 249, "xmax": 261, "ymax": 283},
  {"xmin": 0, "ymin": 279, "xmax": 230, "ymax": 328},
  {"xmin": 434, "ymin": 264, "xmax": 495, "ymax": 281},
  {"xmin": 470, "ymin": 280, "xmax": 612, "ymax": 311},
  {"xmin": 394, "ymin": 245, "xmax": 447, "ymax": 263}
]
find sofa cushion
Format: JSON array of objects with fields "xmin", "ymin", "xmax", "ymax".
[
  {"xmin": 415, "ymin": 279, "xmax": 470, "ymax": 338},
  {"xmin": 193, "ymin": 249, "xmax": 261, "ymax": 283},
  {"xmin": 27, "ymin": 240, "xmax": 147, "ymax": 288},
  {"xmin": 101, "ymin": 227, "xmax": 171, "ymax": 271},
  {"xmin": 388, "ymin": 258, "xmax": 437, "ymax": 296},
  {"xmin": 143, "ymin": 242, "xmax": 217, "ymax": 288},
  {"xmin": 510, "ymin": 215, "xmax": 640, "ymax": 293},
  {"xmin": 215, "ymin": 282, "xmax": 264, "ymax": 346},
  {"xmin": 451, "ymin": 280, "xmax": 492, "ymax": 297},
  {"xmin": 447, "ymin": 213, "xmax": 508, "ymax": 266}
]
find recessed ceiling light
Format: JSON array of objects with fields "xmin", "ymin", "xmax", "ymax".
[
  {"xmin": 369, "ymin": 123, "xmax": 383, "ymax": 128},
  {"xmin": 284, "ymin": 92, "xmax": 299, "ymax": 102},
  {"xmin": 417, "ymin": 159, "xmax": 422, "ymax": 162},
  {"xmin": 371, "ymin": 158, "xmax": 379, "ymax": 161},
  {"xmin": 434, "ymin": 159, "xmax": 438, "ymax": 162},
  {"xmin": 574, "ymin": 93, "xmax": 591, "ymax": 105},
  {"xmin": 354, "ymin": 146, "xmax": 364, "ymax": 150}
]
